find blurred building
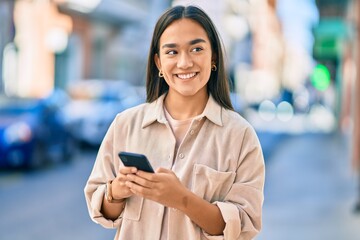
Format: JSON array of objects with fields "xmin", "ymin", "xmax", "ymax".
[
  {"xmin": 237, "ymin": 0, "xmax": 285, "ymax": 104},
  {"xmin": 278, "ymin": 0, "xmax": 319, "ymax": 92},
  {"xmin": 1, "ymin": 0, "xmax": 170, "ymax": 98},
  {"xmin": 54, "ymin": 0, "xmax": 170, "ymax": 87},
  {"xmin": 342, "ymin": 0, "xmax": 360, "ymax": 194},
  {"xmin": 12, "ymin": 0, "xmax": 72, "ymax": 98},
  {"xmin": 312, "ymin": 0, "xmax": 360, "ymax": 209},
  {"xmin": 313, "ymin": 0, "xmax": 355, "ymax": 137},
  {"xmin": 0, "ymin": 0, "xmax": 15, "ymax": 94},
  {"xmin": 313, "ymin": 0, "xmax": 351, "ymax": 120}
]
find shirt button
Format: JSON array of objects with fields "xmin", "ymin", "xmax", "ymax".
[
  {"xmin": 179, "ymin": 153, "xmax": 184, "ymax": 159},
  {"xmin": 189, "ymin": 129, "xmax": 195, "ymax": 135},
  {"xmin": 168, "ymin": 155, "xmax": 172, "ymax": 161}
]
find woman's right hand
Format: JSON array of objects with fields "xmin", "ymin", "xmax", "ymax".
[{"xmin": 111, "ymin": 166, "xmax": 138, "ymax": 200}]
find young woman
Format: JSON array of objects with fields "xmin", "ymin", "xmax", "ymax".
[{"xmin": 84, "ymin": 5, "xmax": 265, "ymax": 240}]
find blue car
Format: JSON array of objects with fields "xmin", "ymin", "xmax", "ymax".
[{"xmin": 0, "ymin": 91, "xmax": 76, "ymax": 168}]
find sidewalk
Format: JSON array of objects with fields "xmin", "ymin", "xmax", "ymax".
[{"xmin": 256, "ymin": 132, "xmax": 360, "ymax": 240}]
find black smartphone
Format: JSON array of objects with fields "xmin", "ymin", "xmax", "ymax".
[{"xmin": 118, "ymin": 151, "xmax": 155, "ymax": 173}]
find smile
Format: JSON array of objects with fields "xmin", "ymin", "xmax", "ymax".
[{"xmin": 176, "ymin": 72, "xmax": 197, "ymax": 79}]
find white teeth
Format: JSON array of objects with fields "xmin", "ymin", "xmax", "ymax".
[{"xmin": 177, "ymin": 73, "xmax": 196, "ymax": 79}]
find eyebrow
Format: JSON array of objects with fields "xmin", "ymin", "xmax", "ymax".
[{"xmin": 161, "ymin": 38, "xmax": 207, "ymax": 49}]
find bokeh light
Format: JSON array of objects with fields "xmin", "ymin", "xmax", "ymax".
[{"xmin": 311, "ymin": 64, "xmax": 331, "ymax": 91}]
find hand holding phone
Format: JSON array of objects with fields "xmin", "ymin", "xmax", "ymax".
[{"xmin": 118, "ymin": 151, "xmax": 155, "ymax": 173}]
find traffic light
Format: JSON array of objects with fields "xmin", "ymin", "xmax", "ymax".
[{"xmin": 311, "ymin": 63, "xmax": 331, "ymax": 91}]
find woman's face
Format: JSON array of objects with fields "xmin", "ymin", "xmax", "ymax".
[{"xmin": 155, "ymin": 18, "xmax": 213, "ymax": 98}]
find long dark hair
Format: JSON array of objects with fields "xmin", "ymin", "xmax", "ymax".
[{"xmin": 146, "ymin": 5, "xmax": 233, "ymax": 110}]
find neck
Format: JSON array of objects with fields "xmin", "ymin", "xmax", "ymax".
[{"xmin": 164, "ymin": 91, "xmax": 208, "ymax": 120}]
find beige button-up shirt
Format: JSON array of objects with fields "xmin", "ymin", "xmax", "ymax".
[{"xmin": 84, "ymin": 94, "xmax": 265, "ymax": 240}]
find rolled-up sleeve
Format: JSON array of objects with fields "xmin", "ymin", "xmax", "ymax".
[
  {"xmin": 204, "ymin": 126, "xmax": 265, "ymax": 240},
  {"xmin": 84, "ymin": 183, "xmax": 122, "ymax": 228},
  {"xmin": 84, "ymin": 119, "xmax": 123, "ymax": 229},
  {"xmin": 228, "ymin": 127, "xmax": 264, "ymax": 239}
]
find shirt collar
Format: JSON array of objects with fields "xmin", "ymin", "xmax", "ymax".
[
  {"xmin": 142, "ymin": 94, "xmax": 167, "ymax": 128},
  {"xmin": 200, "ymin": 94, "xmax": 223, "ymax": 126},
  {"xmin": 142, "ymin": 93, "xmax": 223, "ymax": 128}
]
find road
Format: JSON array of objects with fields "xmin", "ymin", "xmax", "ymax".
[
  {"xmin": 257, "ymin": 132, "xmax": 360, "ymax": 240},
  {"xmin": 0, "ymin": 149, "xmax": 115, "ymax": 240},
  {"xmin": 1, "ymin": 132, "xmax": 360, "ymax": 240}
]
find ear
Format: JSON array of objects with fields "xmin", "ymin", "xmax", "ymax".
[
  {"xmin": 211, "ymin": 53, "xmax": 217, "ymax": 63},
  {"xmin": 154, "ymin": 53, "xmax": 161, "ymax": 71}
]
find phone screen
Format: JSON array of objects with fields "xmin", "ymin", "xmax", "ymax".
[{"xmin": 118, "ymin": 152, "xmax": 154, "ymax": 173}]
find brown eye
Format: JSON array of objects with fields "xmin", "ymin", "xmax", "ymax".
[
  {"xmin": 192, "ymin": 47, "xmax": 203, "ymax": 52},
  {"xmin": 166, "ymin": 50, "xmax": 177, "ymax": 55}
]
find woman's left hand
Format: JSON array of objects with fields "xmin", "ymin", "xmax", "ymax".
[{"xmin": 125, "ymin": 168, "xmax": 188, "ymax": 209}]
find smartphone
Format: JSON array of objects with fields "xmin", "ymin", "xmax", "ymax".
[{"xmin": 118, "ymin": 151, "xmax": 154, "ymax": 173}]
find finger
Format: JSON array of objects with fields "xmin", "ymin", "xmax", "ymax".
[
  {"xmin": 127, "ymin": 174, "xmax": 153, "ymax": 188},
  {"xmin": 128, "ymin": 187, "xmax": 144, "ymax": 197},
  {"xmin": 111, "ymin": 180, "xmax": 134, "ymax": 199},
  {"xmin": 125, "ymin": 181, "xmax": 152, "ymax": 195},
  {"xmin": 119, "ymin": 166, "xmax": 138, "ymax": 175},
  {"xmin": 135, "ymin": 170, "xmax": 157, "ymax": 181},
  {"xmin": 115, "ymin": 172, "xmax": 133, "ymax": 182}
]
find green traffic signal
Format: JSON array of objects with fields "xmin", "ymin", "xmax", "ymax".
[{"xmin": 311, "ymin": 64, "xmax": 331, "ymax": 91}]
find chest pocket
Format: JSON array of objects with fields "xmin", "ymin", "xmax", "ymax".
[
  {"xmin": 123, "ymin": 196, "xmax": 144, "ymax": 221},
  {"xmin": 192, "ymin": 164, "xmax": 236, "ymax": 203}
]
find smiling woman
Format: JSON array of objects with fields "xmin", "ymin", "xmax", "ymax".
[
  {"xmin": 84, "ymin": 5, "xmax": 265, "ymax": 240},
  {"xmin": 154, "ymin": 18, "xmax": 213, "ymax": 114}
]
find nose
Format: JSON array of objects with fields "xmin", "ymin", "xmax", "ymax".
[{"xmin": 177, "ymin": 52, "xmax": 193, "ymax": 69}]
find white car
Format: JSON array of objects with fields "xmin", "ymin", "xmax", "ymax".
[{"xmin": 62, "ymin": 80, "xmax": 145, "ymax": 146}]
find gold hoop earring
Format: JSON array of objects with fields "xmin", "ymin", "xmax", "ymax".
[
  {"xmin": 158, "ymin": 70, "xmax": 164, "ymax": 78},
  {"xmin": 211, "ymin": 64, "xmax": 217, "ymax": 72}
]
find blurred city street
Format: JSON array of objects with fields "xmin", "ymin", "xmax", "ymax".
[
  {"xmin": 1, "ymin": 131, "xmax": 359, "ymax": 239},
  {"xmin": 1, "ymin": 0, "xmax": 360, "ymax": 239},
  {"xmin": 257, "ymin": 131, "xmax": 360, "ymax": 240}
]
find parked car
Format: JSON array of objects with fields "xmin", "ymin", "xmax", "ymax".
[
  {"xmin": 62, "ymin": 79, "xmax": 145, "ymax": 147},
  {"xmin": 0, "ymin": 90, "xmax": 77, "ymax": 169}
]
